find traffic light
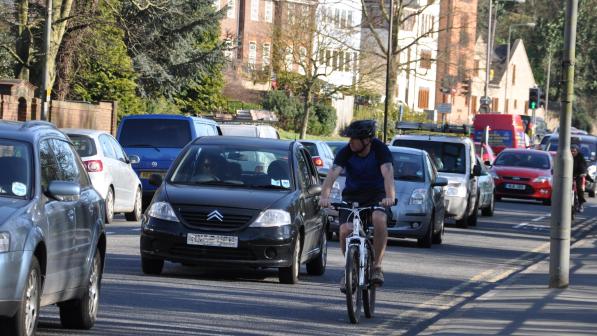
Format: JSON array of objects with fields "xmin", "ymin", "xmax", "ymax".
[{"xmin": 529, "ymin": 87, "xmax": 540, "ymax": 109}]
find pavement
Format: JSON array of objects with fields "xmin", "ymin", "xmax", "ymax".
[{"xmin": 423, "ymin": 206, "xmax": 597, "ymax": 335}]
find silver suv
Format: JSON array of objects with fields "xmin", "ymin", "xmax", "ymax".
[{"xmin": 392, "ymin": 125, "xmax": 482, "ymax": 227}]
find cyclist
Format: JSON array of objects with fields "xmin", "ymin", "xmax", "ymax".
[
  {"xmin": 319, "ymin": 120, "xmax": 396, "ymax": 289},
  {"xmin": 571, "ymin": 144, "xmax": 588, "ymax": 212}
]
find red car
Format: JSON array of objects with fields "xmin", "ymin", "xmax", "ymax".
[
  {"xmin": 475, "ymin": 142, "xmax": 496, "ymax": 165},
  {"xmin": 491, "ymin": 149, "xmax": 553, "ymax": 205}
]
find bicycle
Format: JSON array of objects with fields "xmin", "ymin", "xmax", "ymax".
[{"xmin": 331, "ymin": 201, "xmax": 392, "ymax": 324}]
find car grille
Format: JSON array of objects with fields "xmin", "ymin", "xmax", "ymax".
[
  {"xmin": 501, "ymin": 176, "xmax": 531, "ymax": 182},
  {"xmin": 170, "ymin": 244, "xmax": 256, "ymax": 260},
  {"xmin": 173, "ymin": 205, "xmax": 258, "ymax": 231},
  {"xmin": 497, "ymin": 184, "xmax": 534, "ymax": 195}
]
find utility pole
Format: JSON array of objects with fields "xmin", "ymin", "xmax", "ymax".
[
  {"xmin": 550, "ymin": 0, "xmax": 577, "ymax": 289},
  {"xmin": 40, "ymin": 0, "xmax": 52, "ymax": 121},
  {"xmin": 545, "ymin": 51, "xmax": 552, "ymax": 116},
  {"xmin": 480, "ymin": 0, "xmax": 493, "ymax": 114},
  {"xmin": 383, "ymin": 0, "xmax": 394, "ymax": 143}
]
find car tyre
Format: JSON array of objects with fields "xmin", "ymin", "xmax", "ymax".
[
  {"xmin": 125, "ymin": 188, "xmax": 142, "ymax": 222},
  {"xmin": 432, "ymin": 216, "xmax": 444, "ymax": 245},
  {"xmin": 279, "ymin": 235, "xmax": 301, "ymax": 284},
  {"xmin": 2, "ymin": 256, "xmax": 41, "ymax": 336},
  {"xmin": 306, "ymin": 231, "xmax": 327, "ymax": 275},
  {"xmin": 482, "ymin": 194, "xmax": 495, "ymax": 216},
  {"xmin": 105, "ymin": 187, "xmax": 115, "ymax": 224},
  {"xmin": 455, "ymin": 210, "xmax": 469, "ymax": 228},
  {"xmin": 59, "ymin": 249, "xmax": 102, "ymax": 329},
  {"xmin": 417, "ymin": 215, "xmax": 433, "ymax": 248},
  {"xmin": 141, "ymin": 256, "xmax": 164, "ymax": 275}
]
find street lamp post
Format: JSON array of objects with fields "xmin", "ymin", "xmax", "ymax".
[
  {"xmin": 40, "ymin": 0, "xmax": 52, "ymax": 121},
  {"xmin": 503, "ymin": 22, "xmax": 536, "ymax": 114},
  {"xmin": 383, "ymin": 0, "xmax": 394, "ymax": 143},
  {"xmin": 480, "ymin": 0, "xmax": 526, "ymax": 113}
]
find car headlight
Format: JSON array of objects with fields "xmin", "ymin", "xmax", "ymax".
[
  {"xmin": 532, "ymin": 176, "xmax": 552, "ymax": 184},
  {"xmin": 409, "ymin": 188, "xmax": 427, "ymax": 205},
  {"xmin": 250, "ymin": 209, "xmax": 291, "ymax": 227},
  {"xmin": 330, "ymin": 181, "xmax": 342, "ymax": 202},
  {"xmin": 147, "ymin": 202, "xmax": 179, "ymax": 222},
  {"xmin": 0, "ymin": 232, "xmax": 9, "ymax": 253},
  {"xmin": 446, "ymin": 184, "xmax": 467, "ymax": 197}
]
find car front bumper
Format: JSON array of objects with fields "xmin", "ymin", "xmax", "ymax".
[
  {"xmin": 495, "ymin": 182, "xmax": 552, "ymax": 200},
  {"xmin": 388, "ymin": 211, "xmax": 432, "ymax": 239},
  {"xmin": 140, "ymin": 217, "xmax": 297, "ymax": 268},
  {"xmin": 0, "ymin": 251, "xmax": 31, "ymax": 317},
  {"xmin": 444, "ymin": 196, "xmax": 468, "ymax": 220}
]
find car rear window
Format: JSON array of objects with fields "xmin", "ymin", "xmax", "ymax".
[
  {"xmin": 0, "ymin": 140, "xmax": 31, "ymax": 198},
  {"xmin": 393, "ymin": 140, "xmax": 466, "ymax": 174},
  {"xmin": 220, "ymin": 125, "xmax": 258, "ymax": 137},
  {"xmin": 392, "ymin": 152, "xmax": 424, "ymax": 181},
  {"xmin": 494, "ymin": 152, "xmax": 551, "ymax": 169},
  {"xmin": 119, "ymin": 119, "xmax": 192, "ymax": 148},
  {"xmin": 300, "ymin": 142, "xmax": 318, "ymax": 157},
  {"xmin": 68, "ymin": 134, "xmax": 97, "ymax": 157}
]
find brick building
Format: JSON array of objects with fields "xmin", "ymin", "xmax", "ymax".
[{"xmin": 435, "ymin": 0, "xmax": 479, "ymax": 124}]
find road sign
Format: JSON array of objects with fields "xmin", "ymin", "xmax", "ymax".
[{"xmin": 437, "ymin": 103, "xmax": 452, "ymax": 114}]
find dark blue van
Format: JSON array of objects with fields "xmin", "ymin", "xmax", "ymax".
[{"xmin": 117, "ymin": 114, "xmax": 220, "ymax": 206}]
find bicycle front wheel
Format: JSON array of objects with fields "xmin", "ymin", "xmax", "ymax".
[
  {"xmin": 345, "ymin": 245, "xmax": 362, "ymax": 324},
  {"xmin": 363, "ymin": 246, "xmax": 376, "ymax": 318}
]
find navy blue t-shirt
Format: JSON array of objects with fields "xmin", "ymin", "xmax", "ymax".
[{"xmin": 333, "ymin": 138, "xmax": 393, "ymax": 195}]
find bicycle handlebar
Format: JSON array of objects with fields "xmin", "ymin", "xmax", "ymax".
[{"xmin": 329, "ymin": 199, "xmax": 397, "ymax": 211}]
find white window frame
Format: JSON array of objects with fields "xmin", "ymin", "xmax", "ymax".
[
  {"xmin": 250, "ymin": 0, "xmax": 259, "ymax": 21},
  {"xmin": 264, "ymin": 0, "xmax": 273, "ymax": 23},
  {"xmin": 227, "ymin": 0, "xmax": 235, "ymax": 18},
  {"xmin": 248, "ymin": 41, "xmax": 257, "ymax": 65}
]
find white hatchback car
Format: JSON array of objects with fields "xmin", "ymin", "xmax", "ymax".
[{"xmin": 63, "ymin": 129, "xmax": 142, "ymax": 223}]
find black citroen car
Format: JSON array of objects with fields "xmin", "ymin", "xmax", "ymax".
[{"xmin": 140, "ymin": 136, "xmax": 327, "ymax": 284}]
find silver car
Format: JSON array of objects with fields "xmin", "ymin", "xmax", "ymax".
[
  {"xmin": 326, "ymin": 147, "xmax": 448, "ymax": 247},
  {"xmin": 64, "ymin": 129, "xmax": 142, "ymax": 223},
  {"xmin": 476, "ymin": 157, "xmax": 495, "ymax": 216}
]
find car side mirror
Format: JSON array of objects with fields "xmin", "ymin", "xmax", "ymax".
[
  {"xmin": 129, "ymin": 155, "xmax": 140, "ymax": 165},
  {"xmin": 148, "ymin": 173, "xmax": 163, "ymax": 187},
  {"xmin": 473, "ymin": 165, "xmax": 482, "ymax": 177},
  {"xmin": 432, "ymin": 177, "xmax": 448, "ymax": 187},
  {"xmin": 47, "ymin": 181, "xmax": 80, "ymax": 201},
  {"xmin": 484, "ymin": 160, "xmax": 492, "ymax": 167},
  {"xmin": 308, "ymin": 184, "xmax": 322, "ymax": 196}
]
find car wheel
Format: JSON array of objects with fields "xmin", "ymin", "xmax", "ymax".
[
  {"xmin": 482, "ymin": 194, "xmax": 495, "ymax": 216},
  {"xmin": 306, "ymin": 231, "xmax": 327, "ymax": 275},
  {"xmin": 141, "ymin": 256, "xmax": 164, "ymax": 275},
  {"xmin": 2, "ymin": 256, "xmax": 41, "ymax": 336},
  {"xmin": 432, "ymin": 216, "xmax": 444, "ymax": 245},
  {"xmin": 417, "ymin": 216, "xmax": 433, "ymax": 248},
  {"xmin": 125, "ymin": 188, "xmax": 142, "ymax": 222},
  {"xmin": 468, "ymin": 197, "xmax": 479, "ymax": 227},
  {"xmin": 105, "ymin": 187, "xmax": 114, "ymax": 224},
  {"xmin": 455, "ymin": 209, "xmax": 469, "ymax": 228},
  {"xmin": 59, "ymin": 249, "xmax": 102, "ymax": 329},
  {"xmin": 279, "ymin": 235, "xmax": 301, "ymax": 284}
]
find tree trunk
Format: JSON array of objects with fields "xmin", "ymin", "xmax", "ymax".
[
  {"xmin": 14, "ymin": 0, "xmax": 31, "ymax": 80},
  {"xmin": 300, "ymin": 88, "xmax": 312, "ymax": 139}
]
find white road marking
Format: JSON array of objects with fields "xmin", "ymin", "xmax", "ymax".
[
  {"xmin": 513, "ymin": 222, "xmax": 529, "ymax": 229},
  {"xmin": 106, "ymin": 231, "xmax": 115, "ymax": 235},
  {"xmin": 531, "ymin": 216, "xmax": 546, "ymax": 222},
  {"xmin": 132, "ymin": 228, "xmax": 141, "ymax": 231}
]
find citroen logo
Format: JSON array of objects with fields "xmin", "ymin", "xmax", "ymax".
[
  {"xmin": 207, "ymin": 210, "xmax": 223, "ymax": 221},
  {"xmin": 151, "ymin": 161, "xmax": 158, "ymax": 167}
]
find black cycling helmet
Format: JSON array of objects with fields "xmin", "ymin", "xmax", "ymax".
[{"xmin": 342, "ymin": 119, "xmax": 377, "ymax": 139}]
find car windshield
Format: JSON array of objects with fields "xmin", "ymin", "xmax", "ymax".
[
  {"xmin": 547, "ymin": 139, "xmax": 596, "ymax": 161},
  {"xmin": 300, "ymin": 142, "xmax": 319, "ymax": 157},
  {"xmin": 0, "ymin": 139, "xmax": 32, "ymax": 198},
  {"xmin": 327, "ymin": 142, "xmax": 346, "ymax": 156},
  {"xmin": 392, "ymin": 153, "xmax": 424, "ymax": 181},
  {"xmin": 494, "ymin": 152, "xmax": 551, "ymax": 169},
  {"xmin": 394, "ymin": 140, "xmax": 466, "ymax": 174},
  {"xmin": 170, "ymin": 144, "xmax": 292, "ymax": 190},
  {"xmin": 119, "ymin": 119, "xmax": 192, "ymax": 148},
  {"xmin": 68, "ymin": 134, "xmax": 97, "ymax": 157}
]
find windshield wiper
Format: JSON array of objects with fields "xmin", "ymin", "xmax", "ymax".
[
  {"xmin": 126, "ymin": 144, "xmax": 160, "ymax": 152},
  {"xmin": 250, "ymin": 184, "xmax": 289, "ymax": 190}
]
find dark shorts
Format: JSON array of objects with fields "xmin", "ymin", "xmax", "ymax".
[{"xmin": 338, "ymin": 190, "xmax": 390, "ymax": 225}]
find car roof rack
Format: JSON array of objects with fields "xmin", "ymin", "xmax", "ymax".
[{"xmin": 395, "ymin": 121, "xmax": 471, "ymax": 136}]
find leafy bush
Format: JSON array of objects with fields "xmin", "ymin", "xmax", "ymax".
[
  {"xmin": 262, "ymin": 90, "xmax": 302, "ymax": 131},
  {"xmin": 308, "ymin": 103, "xmax": 337, "ymax": 136}
]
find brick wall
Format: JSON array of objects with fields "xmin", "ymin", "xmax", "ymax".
[{"xmin": 1, "ymin": 94, "xmax": 117, "ymax": 135}]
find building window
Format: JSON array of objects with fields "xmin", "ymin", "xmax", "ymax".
[
  {"xmin": 492, "ymin": 97, "xmax": 499, "ymax": 112},
  {"xmin": 474, "ymin": 60, "xmax": 480, "ymax": 76},
  {"xmin": 285, "ymin": 47, "xmax": 293, "ymax": 71},
  {"xmin": 401, "ymin": 9, "xmax": 416, "ymax": 31},
  {"xmin": 262, "ymin": 43, "xmax": 271, "ymax": 69},
  {"xmin": 505, "ymin": 99, "xmax": 509, "ymax": 113},
  {"xmin": 299, "ymin": 47, "xmax": 307, "ymax": 65},
  {"xmin": 514, "ymin": 99, "xmax": 518, "ymax": 109},
  {"xmin": 420, "ymin": 50, "xmax": 432, "ymax": 69},
  {"xmin": 332, "ymin": 50, "xmax": 339, "ymax": 70},
  {"xmin": 512, "ymin": 64, "xmax": 516, "ymax": 85},
  {"xmin": 213, "ymin": 0, "xmax": 219, "ymax": 10},
  {"xmin": 347, "ymin": 11, "xmax": 353, "ymax": 27},
  {"xmin": 264, "ymin": 1, "xmax": 273, "ymax": 23},
  {"xmin": 250, "ymin": 0, "xmax": 259, "ymax": 21},
  {"xmin": 418, "ymin": 87, "xmax": 430, "ymax": 109},
  {"xmin": 344, "ymin": 52, "xmax": 351, "ymax": 72},
  {"xmin": 227, "ymin": 0, "xmax": 235, "ymax": 18},
  {"xmin": 223, "ymin": 38, "xmax": 233, "ymax": 59},
  {"xmin": 471, "ymin": 96, "xmax": 477, "ymax": 113},
  {"xmin": 325, "ymin": 50, "xmax": 332, "ymax": 67},
  {"xmin": 248, "ymin": 42, "xmax": 257, "ymax": 65}
]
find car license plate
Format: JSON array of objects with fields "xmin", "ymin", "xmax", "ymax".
[
  {"xmin": 505, "ymin": 183, "xmax": 526, "ymax": 190},
  {"xmin": 140, "ymin": 171, "xmax": 165, "ymax": 179},
  {"xmin": 187, "ymin": 233, "xmax": 238, "ymax": 248}
]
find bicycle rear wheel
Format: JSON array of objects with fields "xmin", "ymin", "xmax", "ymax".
[
  {"xmin": 345, "ymin": 245, "xmax": 361, "ymax": 324},
  {"xmin": 363, "ymin": 246, "xmax": 376, "ymax": 318}
]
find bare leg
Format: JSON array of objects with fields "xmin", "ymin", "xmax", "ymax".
[
  {"xmin": 339, "ymin": 222, "xmax": 353, "ymax": 255},
  {"xmin": 372, "ymin": 211, "xmax": 388, "ymax": 269}
]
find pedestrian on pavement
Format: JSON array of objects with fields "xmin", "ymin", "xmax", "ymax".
[{"xmin": 571, "ymin": 144, "xmax": 588, "ymax": 212}]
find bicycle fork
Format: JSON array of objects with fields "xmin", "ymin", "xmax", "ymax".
[{"xmin": 345, "ymin": 236, "xmax": 367, "ymax": 287}]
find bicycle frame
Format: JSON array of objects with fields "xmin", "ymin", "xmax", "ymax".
[{"xmin": 343, "ymin": 203, "xmax": 372, "ymax": 288}]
